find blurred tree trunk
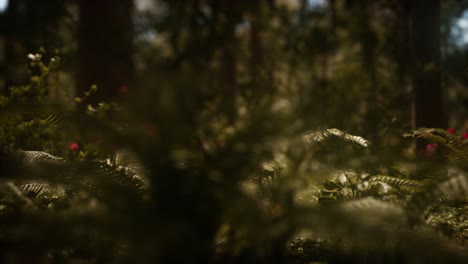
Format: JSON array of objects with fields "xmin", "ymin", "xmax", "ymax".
[
  {"xmin": 0, "ymin": 12, "xmax": 6, "ymax": 94},
  {"xmin": 355, "ymin": 0, "xmax": 378, "ymax": 142},
  {"xmin": 409, "ymin": 0, "xmax": 445, "ymax": 140},
  {"xmin": 76, "ymin": 0, "xmax": 133, "ymax": 106},
  {"xmin": 212, "ymin": 0, "xmax": 238, "ymax": 122},
  {"xmin": 249, "ymin": 2, "xmax": 274, "ymax": 106}
]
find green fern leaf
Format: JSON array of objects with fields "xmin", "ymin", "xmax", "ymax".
[
  {"xmin": 369, "ymin": 175, "xmax": 427, "ymax": 194},
  {"xmin": 301, "ymin": 128, "xmax": 370, "ymax": 147},
  {"xmin": 408, "ymin": 168, "xmax": 468, "ymax": 214}
]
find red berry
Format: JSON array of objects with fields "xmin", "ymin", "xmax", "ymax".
[
  {"xmin": 463, "ymin": 133, "xmax": 468, "ymax": 139},
  {"xmin": 69, "ymin": 142, "xmax": 80, "ymax": 152},
  {"xmin": 447, "ymin": 128, "xmax": 456, "ymax": 135}
]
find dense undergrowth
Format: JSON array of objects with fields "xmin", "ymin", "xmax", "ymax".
[{"xmin": 0, "ymin": 50, "xmax": 467, "ymax": 264}]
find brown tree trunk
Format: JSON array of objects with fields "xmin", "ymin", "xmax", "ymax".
[
  {"xmin": 249, "ymin": 2, "xmax": 273, "ymax": 104},
  {"xmin": 76, "ymin": 0, "xmax": 133, "ymax": 106},
  {"xmin": 0, "ymin": 17, "xmax": 6, "ymax": 94},
  {"xmin": 218, "ymin": 0, "xmax": 238, "ymax": 122},
  {"xmin": 351, "ymin": 0, "xmax": 378, "ymax": 141},
  {"xmin": 409, "ymin": 0, "xmax": 445, "ymax": 137}
]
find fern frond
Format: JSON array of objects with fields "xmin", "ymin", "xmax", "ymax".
[
  {"xmin": 301, "ymin": 128, "xmax": 370, "ymax": 147},
  {"xmin": 339, "ymin": 197, "xmax": 406, "ymax": 223},
  {"xmin": 20, "ymin": 182, "xmax": 52, "ymax": 196},
  {"xmin": 446, "ymin": 145, "xmax": 468, "ymax": 169},
  {"xmin": 408, "ymin": 168, "xmax": 468, "ymax": 214},
  {"xmin": 405, "ymin": 128, "xmax": 468, "ymax": 169},
  {"xmin": 43, "ymin": 113, "xmax": 64, "ymax": 126},
  {"xmin": 435, "ymin": 172, "xmax": 468, "ymax": 200},
  {"xmin": 290, "ymin": 199, "xmax": 467, "ymax": 263},
  {"xmin": 404, "ymin": 127, "xmax": 456, "ymax": 141},
  {"xmin": 5, "ymin": 181, "xmax": 35, "ymax": 207},
  {"xmin": 369, "ymin": 175, "xmax": 426, "ymax": 194},
  {"xmin": 19, "ymin": 182, "xmax": 66, "ymax": 200},
  {"xmin": 19, "ymin": 150, "xmax": 65, "ymax": 164}
]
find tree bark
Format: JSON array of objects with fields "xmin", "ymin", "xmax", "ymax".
[
  {"xmin": 76, "ymin": 0, "xmax": 133, "ymax": 106},
  {"xmin": 355, "ymin": 0, "xmax": 378, "ymax": 141},
  {"xmin": 409, "ymin": 0, "xmax": 445, "ymax": 136},
  {"xmin": 0, "ymin": 14, "xmax": 6, "ymax": 94}
]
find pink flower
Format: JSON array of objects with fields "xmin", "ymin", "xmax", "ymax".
[
  {"xmin": 69, "ymin": 142, "xmax": 80, "ymax": 152},
  {"xmin": 425, "ymin": 143, "xmax": 438, "ymax": 153},
  {"xmin": 447, "ymin": 128, "xmax": 456, "ymax": 135}
]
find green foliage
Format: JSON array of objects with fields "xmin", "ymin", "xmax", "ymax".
[
  {"xmin": 1, "ymin": 2, "xmax": 468, "ymax": 263},
  {"xmin": 406, "ymin": 127, "xmax": 468, "ymax": 170},
  {"xmin": 2, "ymin": 48, "xmax": 59, "ymax": 104},
  {"xmin": 1, "ymin": 61, "xmax": 468, "ymax": 264},
  {"xmin": 249, "ymin": 125, "xmax": 468, "ymax": 261},
  {"xmin": 0, "ymin": 49, "xmax": 67, "ymax": 154}
]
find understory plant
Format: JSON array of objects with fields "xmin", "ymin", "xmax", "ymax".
[{"xmin": 0, "ymin": 51, "xmax": 467, "ymax": 264}]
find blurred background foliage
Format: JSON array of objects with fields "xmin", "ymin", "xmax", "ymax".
[{"xmin": 0, "ymin": 0, "xmax": 468, "ymax": 263}]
